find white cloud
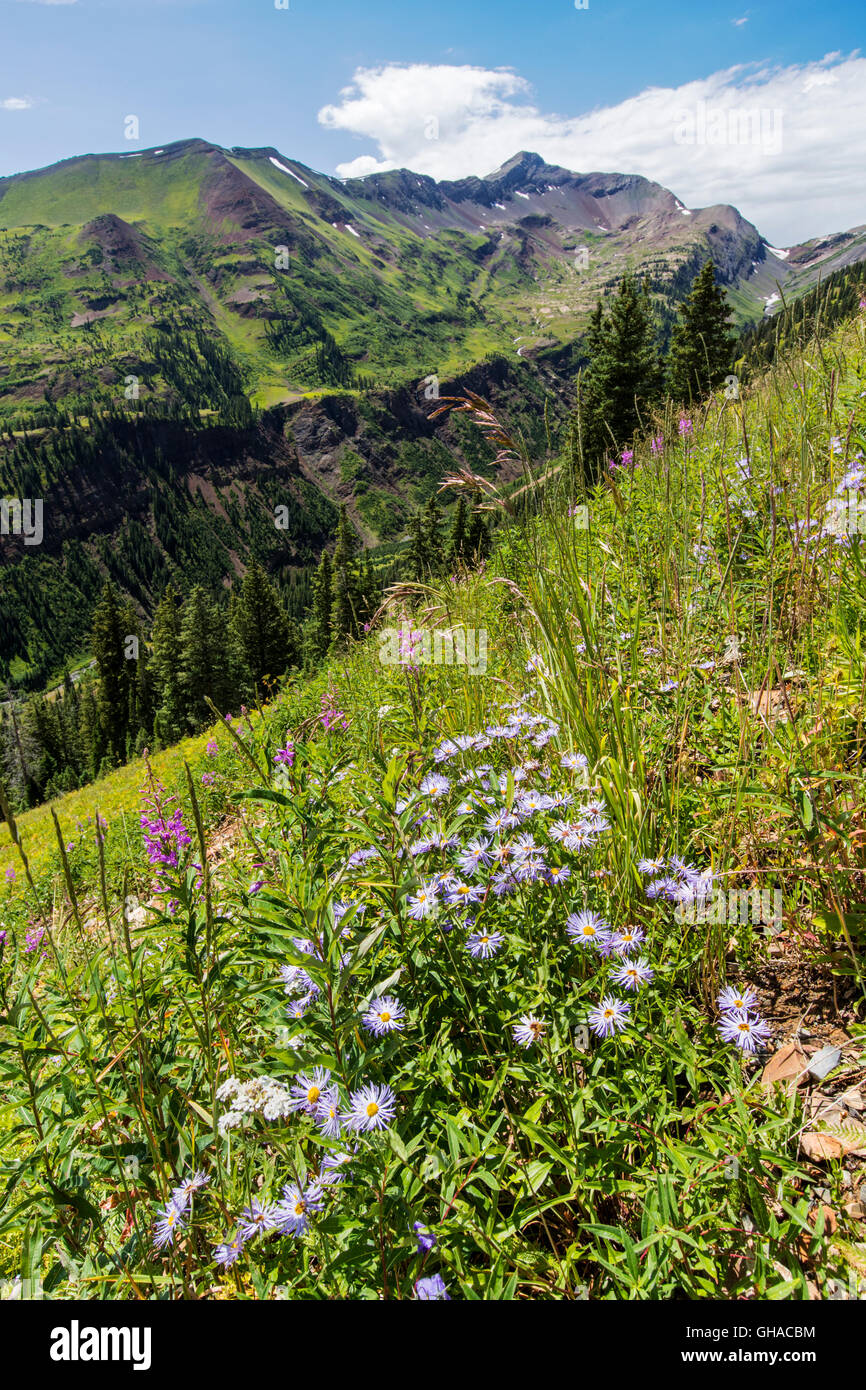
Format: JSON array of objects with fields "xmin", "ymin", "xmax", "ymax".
[
  {"xmin": 1, "ymin": 97, "xmax": 34, "ymax": 110},
  {"xmin": 318, "ymin": 54, "xmax": 866, "ymax": 245},
  {"xmin": 732, "ymin": 16, "xmax": 749, "ymax": 26}
]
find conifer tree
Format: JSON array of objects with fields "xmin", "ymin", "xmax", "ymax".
[
  {"xmin": 579, "ymin": 274, "xmax": 663, "ymax": 477},
  {"xmin": 667, "ymin": 260, "xmax": 736, "ymax": 402},
  {"xmin": 330, "ymin": 506, "xmax": 363, "ymax": 641},
  {"xmin": 231, "ymin": 558, "xmax": 293, "ymax": 697},
  {"xmin": 309, "ymin": 550, "xmax": 333, "ymax": 660},
  {"xmin": 448, "ymin": 496, "xmax": 469, "ymax": 566},
  {"xmin": 91, "ymin": 582, "xmax": 129, "ymax": 764},
  {"xmin": 150, "ymin": 585, "xmax": 187, "ymax": 745},
  {"xmin": 180, "ymin": 585, "xmax": 231, "ymax": 727}
]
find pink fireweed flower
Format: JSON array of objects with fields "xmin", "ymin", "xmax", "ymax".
[
  {"xmin": 678, "ymin": 417, "xmax": 693, "ymax": 437},
  {"xmin": 621, "ymin": 449, "xmax": 634, "ymax": 467},
  {"xmin": 650, "ymin": 435, "xmax": 664, "ymax": 455},
  {"xmin": 273, "ymin": 744, "xmax": 295, "ymax": 766}
]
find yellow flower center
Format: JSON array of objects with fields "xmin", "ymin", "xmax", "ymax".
[
  {"xmin": 294, "ymin": 1201, "xmax": 306, "ymax": 1216},
  {"xmin": 307, "ymin": 1087, "xmax": 320, "ymax": 1105},
  {"xmin": 380, "ymin": 1012, "xmax": 392, "ymax": 1023},
  {"xmin": 604, "ymin": 1009, "xmax": 614, "ymax": 1019},
  {"xmin": 366, "ymin": 1102, "xmax": 379, "ymax": 1117}
]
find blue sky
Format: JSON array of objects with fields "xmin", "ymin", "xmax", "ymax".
[{"xmin": 1, "ymin": 0, "xmax": 865, "ymax": 242}]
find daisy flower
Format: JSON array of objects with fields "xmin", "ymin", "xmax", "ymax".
[
  {"xmin": 512, "ymin": 1014, "xmax": 547, "ymax": 1048},
  {"xmin": 213, "ymin": 1231, "xmax": 245, "ymax": 1267},
  {"xmin": 276, "ymin": 1181, "xmax": 325, "ymax": 1238},
  {"xmin": 611, "ymin": 959, "xmax": 654, "ymax": 991},
  {"xmin": 362, "ymin": 996, "xmax": 406, "ymax": 1037},
  {"xmin": 153, "ymin": 1199, "xmax": 186, "ymax": 1250},
  {"xmin": 612, "ymin": 925, "xmax": 646, "ymax": 955},
  {"xmin": 315, "ymin": 1085, "xmax": 343, "ymax": 1138},
  {"xmin": 407, "ymin": 884, "xmax": 438, "ymax": 920},
  {"xmin": 717, "ymin": 985, "xmax": 759, "ymax": 1014},
  {"xmin": 346, "ymin": 1082, "xmax": 398, "ymax": 1132},
  {"xmin": 588, "ymin": 995, "xmax": 631, "ymax": 1038},
  {"xmin": 466, "ymin": 928, "xmax": 504, "ymax": 959},
  {"xmin": 566, "ymin": 910, "xmax": 611, "ymax": 949},
  {"xmin": 718, "ymin": 1010, "xmax": 772, "ymax": 1055},
  {"xmin": 289, "ymin": 1067, "xmax": 332, "ymax": 1115},
  {"xmin": 237, "ymin": 1199, "xmax": 281, "ymax": 1242}
]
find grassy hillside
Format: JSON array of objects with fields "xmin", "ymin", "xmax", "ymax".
[{"xmin": 1, "ymin": 306, "xmax": 865, "ymax": 1301}]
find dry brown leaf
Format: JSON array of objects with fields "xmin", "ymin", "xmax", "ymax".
[
  {"xmin": 801, "ymin": 1132, "xmax": 845, "ymax": 1161},
  {"xmin": 761, "ymin": 1041, "xmax": 808, "ymax": 1094}
]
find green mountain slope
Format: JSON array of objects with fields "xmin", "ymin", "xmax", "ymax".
[{"xmin": 3, "ymin": 139, "xmax": 861, "ymax": 422}]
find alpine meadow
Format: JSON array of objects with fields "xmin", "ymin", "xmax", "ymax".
[{"xmin": 1, "ymin": 0, "xmax": 866, "ymax": 1332}]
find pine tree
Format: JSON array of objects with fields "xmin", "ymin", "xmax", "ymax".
[
  {"xmin": 231, "ymin": 558, "xmax": 293, "ymax": 697},
  {"xmin": 309, "ymin": 550, "xmax": 333, "ymax": 660},
  {"xmin": 448, "ymin": 497, "xmax": 469, "ymax": 567},
  {"xmin": 580, "ymin": 274, "xmax": 663, "ymax": 477},
  {"xmin": 180, "ymin": 585, "xmax": 231, "ymax": 727},
  {"xmin": 91, "ymin": 582, "xmax": 129, "ymax": 765},
  {"xmin": 406, "ymin": 509, "xmax": 432, "ymax": 581},
  {"xmin": 667, "ymin": 260, "xmax": 736, "ymax": 403},
  {"xmin": 466, "ymin": 509, "xmax": 490, "ymax": 562},
  {"xmin": 150, "ymin": 585, "xmax": 187, "ymax": 745},
  {"xmin": 330, "ymin": 506, "xmax": 363, "ymax": 641}
]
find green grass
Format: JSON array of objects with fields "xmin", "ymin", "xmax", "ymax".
[{"xmin": 0, "ymin": 308, "xmax": 864, "ymax": 1302}]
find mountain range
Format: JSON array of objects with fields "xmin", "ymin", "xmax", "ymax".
[
  {"xmin": 3, "ymin": 138, "xmax": 866, "ymax": 420},
  {"xmin": 2, "ymin": 138, "xmax": 866, "ymax": 690}
]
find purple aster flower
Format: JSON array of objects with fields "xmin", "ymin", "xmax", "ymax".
[
  {"xmin": 275, "ymin": 1181, "xmax": 325, "ymax": 1238},
  {"xmin": 289, "ymin": 1068, "xmax": 332, "ymax": 1115},
  {"xmin": 512, "ymin": 1014, "xmax": 546, "ymax": 1048},
  {"xmin": 457, "ymin": 837, "xmax": 492, "ymax": 875},
  {"xmin": 718, "ymin": 1009, "xmax": 772, "ymax": 1054},
  {"xmin": 445, "ymin": 881, "xmax": 485, "ymax": 908},
  {"xmin": 717, "ymin": 984, "xmax": 759, "ymax": 1014},
  {"xmin": 612, "ymin": 925, "xmax": 646, "ymax": 955},
  {"xmin": 566, "ymin": 910, "xmax": 611, "ymax": 949},
  {"xmin": 466, "ymin": 928, "xmax": 504, "ymax": 960},
  {"xmin": 171, "ymin": 1170, "xmax": 210, "ymax": 1210},
  {"xmin": 588, "ymin": 995, "xmax": 631, "ymax": 1038},
  {"xmin": 611, "ymin": 958, "xmax": 655, "ymax": 991},
  {"xmin": 346, "ymin": 1082, "xmax": 397, "ymax": 1132},
  {"xmin": 407, "ymin": 884, "xmax": 439, "ymax": 920},
  {"xmin": 237, "ymin": 1200, "xmax": 282, "ymax": 1242},
  {"xmin": 315, "ymin": 1085, "xmax": 343, "ymax": 1138},
  {"xmin": 362, "ymin": 996, "xmax": 406, "ymax": 1037},
  {"xmin": 153, "ymin": 1199, "xmax": 186, "ymax": 1250},
  {"xmin": 213, "ymin": 1231, "xmax": 245, "ymax": 1267}
]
